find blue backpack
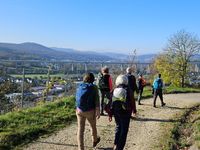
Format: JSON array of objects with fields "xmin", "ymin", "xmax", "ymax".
[
  {"xmin": 76, "ymin": 83, "xmax": 96, "ymax": 112},
  {"xmin": 153, "ymin": 78, "xmax": 163, "ymax": 89}
]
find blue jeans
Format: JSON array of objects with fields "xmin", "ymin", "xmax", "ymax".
[{"xmin": 114, "ymin": 112, "xmax": 131, "ymax": 150}]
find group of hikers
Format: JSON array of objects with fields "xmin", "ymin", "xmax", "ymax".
[{"xmin": 75, "ymin": 66, "xmax": 166, "ymax": 150}]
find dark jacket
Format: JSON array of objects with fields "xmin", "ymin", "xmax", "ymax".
[
  {"xmin": 97, "ymin": 73, "xmax": 112, "ymax": 92},
  {"xmin": 126, "ymin": 73, "xmax": 138, "ymax": 93}
]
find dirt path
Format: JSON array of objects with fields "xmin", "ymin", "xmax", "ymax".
[{"xmin": 23, "ymin": 93, "xmax": 200, "ymax": 150}]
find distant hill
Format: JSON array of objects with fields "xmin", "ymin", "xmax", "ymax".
[
  {"xmin": 52, "ymin": 48, "xmax": 156, "ymax": 63},
  {"xmin": 1, "ymin": 42, "xmax": 198, "ymax": 63},
  {"xmin": 0, "ymin": 42, "xmax": 115, "ymax": 61},
  {"xmin": 136, "ymin": 54, "xmax": 156, "ymax": 63},
  {"xmin": 0, "ymin": 42, "xmax": 163, "ymax": 63}
]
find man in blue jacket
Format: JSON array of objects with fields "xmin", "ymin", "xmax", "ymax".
[
  {"xmin": 76, "ymin": 73, "xmax": 100, "ymax": 149},
  {"xmin": 152, "ymin": 74, "xmax": 166, "ymax": 107}
]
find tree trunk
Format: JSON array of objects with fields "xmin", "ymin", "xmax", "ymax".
[{"xmin": 181, "ymin": 76, "xmax": 185, "ymax": 88}]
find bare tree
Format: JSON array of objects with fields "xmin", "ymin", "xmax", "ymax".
[
  {"xmin": 165, "ymin": 30, "xmax": 200, "ymax": 87},
  {"xmin": 128, "ymin": 49, "xmax": 137, "ymax": 72}
]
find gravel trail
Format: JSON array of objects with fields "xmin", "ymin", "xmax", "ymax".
[{"xmin": 24, "ymin": 93, "xmax": 200, "ymax": 150}]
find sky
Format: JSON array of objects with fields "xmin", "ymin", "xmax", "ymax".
[{"xmin": 0, "ymin": 0, "xmax": 200, "ymax": 55}]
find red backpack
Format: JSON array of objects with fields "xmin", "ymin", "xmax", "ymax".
[{"xmin": 141, "ymin": 78, "xmax": 146, "ymax": 87}]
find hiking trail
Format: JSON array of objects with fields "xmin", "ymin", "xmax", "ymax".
[{"xmin": 24, "ymin": 93, "xmax": 200, "ymax": 150}]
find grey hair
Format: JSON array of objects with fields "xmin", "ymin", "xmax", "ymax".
[{"xmin": 115, "ymin": 74, "xmax": 128, "ymax": 86}]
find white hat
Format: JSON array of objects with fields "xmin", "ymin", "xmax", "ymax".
[
  {"xmin": 113, "ymin": 87, "xmax": 127, "ymax": 99},
  {"xmin": 126, "ymin": 67, "xmax": 132, "ymax": 73},
  {"xmin": 115, "ymin": 75, "xmax": 128, "ymax": 86}
]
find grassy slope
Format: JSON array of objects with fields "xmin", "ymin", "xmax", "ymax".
[
  {"xmin": 156, "ymin": 104, "xmax": 200, "ymax": 150},
  {"xmin": 0, "ymin": 96, "xmax": 75, "ymax": 149},
  {"xmin": 173, "ymin": 106, "xmax": 200, "ymax": 150},
  {"xmin": 193, "ymin": 109, "xmax": 200, "ymax": 148}
]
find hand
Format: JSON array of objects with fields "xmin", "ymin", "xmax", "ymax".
[
  {"xmin": 132, "ymin": 113, "xmax": 137, "ymax": 117},
  {"xmin": 96, "ymin": 109, "xmax": 100, "ymax": 119},
  {"xmin": 108, "ymin": 116, "xmax": 112, "ymax": 122}
]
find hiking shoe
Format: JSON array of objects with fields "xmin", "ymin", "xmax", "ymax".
[
  {"xmin": 93, "ymin": 137, "xmax": 100, "ymax": 147},
  {"xmin": 153, "ymin": 105, "xmax": 156, "ymax": 108},
  {"xmin": 138, "ymin": 102, "xmax": 142, "ymax": 105},
  {"xmin": 161, "ymin": 103, "xmax": 166, "ymax": 107},
  {"xmin": 100, "ymin": 113, "xmax": 105, "ymax": 116}
]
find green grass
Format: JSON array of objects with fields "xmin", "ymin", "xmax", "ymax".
[
  {"xmin": 165, "ymin": 86, "xmax": 200, "ymax": 94},
  {"xmin": 158, "ymin": 105, "xmax": 200, "ymax": 150},
  {"xmin": 0, "ymin": 96, "xmax": 76, "ymax": 149},
  {"xmin": 142, "ymin": 85, "xmax": 200, "ymax": 99},
  {"xmin": 193, "ymin": 109, "xmax": 200, "ymax": 148}
]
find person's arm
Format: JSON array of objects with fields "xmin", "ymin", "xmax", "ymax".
[
  {"xmin": 152, "ymin": 79, "xmax": 156, "ymax": 89},
  {"xmin": 138, "ymin": 78, "xmax": 142, "ymax": 88},
  {"xmin": 108, "ymin": 75, "xmax": 113, "ymax": 92},
  {"xmin": 94, "ymin": 85, "xmax": 100, "ymax": 119},
  {"xmin": 161, "ymin": 79, "xmax": 166, "ymax": 93},
  {"xmin": 133, "ymin": 76, "xmax": 139, "ymax": 93},
  {"xmin": 107, "ymin": 108, "xmax": 113, "ymax": 122}
]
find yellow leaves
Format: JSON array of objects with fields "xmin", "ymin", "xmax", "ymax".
[{"xmin": 152, "ymin": 54, "xmax": 181, "ymax": 86}]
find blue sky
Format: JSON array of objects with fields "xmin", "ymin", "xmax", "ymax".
[{"xmin": 0, "ymin": 0, "xmax": 200, "ymax": 55}]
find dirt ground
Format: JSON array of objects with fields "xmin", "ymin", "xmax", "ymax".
[{"xmin": 23, "ymin": 93, "xmax": 200, "ymax": 150}]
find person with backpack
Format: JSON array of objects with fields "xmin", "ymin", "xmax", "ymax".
[
  {"xmin": 108, "ymin": 74, "xmax": 132, "ymax": 150},
  {"xmin": 137, "ymin": 74, "xmax": 146, "ymax": 105},
  {"xmin": 76, "ymin": 73, "xmax": 100, "ymax": 150},
  {"xmin": 97, "ymin": 66, "xmax": 112, "ymax": 115},
  {"xmin": 152, "ymin": 73, "xmax": 166, "ymax": 107},
  {"xmin": 126, "ymin": 67, "xmax": 138, "ymax": 116}
]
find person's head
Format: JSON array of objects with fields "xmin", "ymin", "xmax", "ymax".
[
  {"xmin": 115, "ymin": 74, "xmax": 128, "ymax": 86},
  {"xmin": 101, "ymin": 66, "xmax": 109, "ymax": 74},
  {"xmin": 83, "ymin": 72, "xmax": 95, "ymax": 83},
  {"xmin": 158, "ymin": 73, "xmax": 161, "ymax": 78},
  {"xmin": 138, "ymin": 73, "xmax": 143, "ymax": 78},
  {"xmin": 126, "ymin": 67, "xmax": 132, "ymax": 74},
  {"xmin": 113, "ymin": 87, "xmax": 127, "ymax": 99}
]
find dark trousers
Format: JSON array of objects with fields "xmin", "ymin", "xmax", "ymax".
[
  {"xmin": 100, "ymin": 90, "xmax": 111, "ymax": 114},
  {"xmin": 153, "ymin": 89, "xmax": 164, "ymax": 106},
  {"xmin": 137, "ymin": 88, "xmax": 144, "ymax": 103},
  {"xmin": 130, "ymin": 90, "xmax": 136, "ymax": 114},
  {"xmin": 114, "ymin": 112, "xmax": 131, "ymax": 150}
]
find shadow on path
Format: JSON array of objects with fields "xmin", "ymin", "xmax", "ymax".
[
  {"xmin": 34, "ymin": 141, "xmax": 83, "ymax": 148},
  {"xmin": 165, "ymin": 106, "xmax": 187, "ymax": 110},
  {"xmin": 140, "ymin": 103, "xmax": 187, "ymax": 110},
  {"xmin": 133, "ymin": 117, "xmax": 179, "ymax": 123},
  {"xmin": 98, "ymin": 147, "xmax": 113, "ymax": 150}
]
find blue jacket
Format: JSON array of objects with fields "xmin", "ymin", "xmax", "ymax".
[{"xmin": 153, "ymin": 78, "xmax": 163, "ymax": 89}]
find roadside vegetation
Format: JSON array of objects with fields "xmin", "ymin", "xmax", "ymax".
[
  {"xmin": 0, "ymin": 96, "xmax": 75, "ymax": 150},
  {"xmin": 174, "ymin": 105, "xmax": 200, "ymax": 150},
  {"xmin": 142, "ymin": 85, "xmax": 200, "ymax": 98},
  {"xmin": 158, "ymin": 105, "xmax": 200, "ymax": 150}
]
